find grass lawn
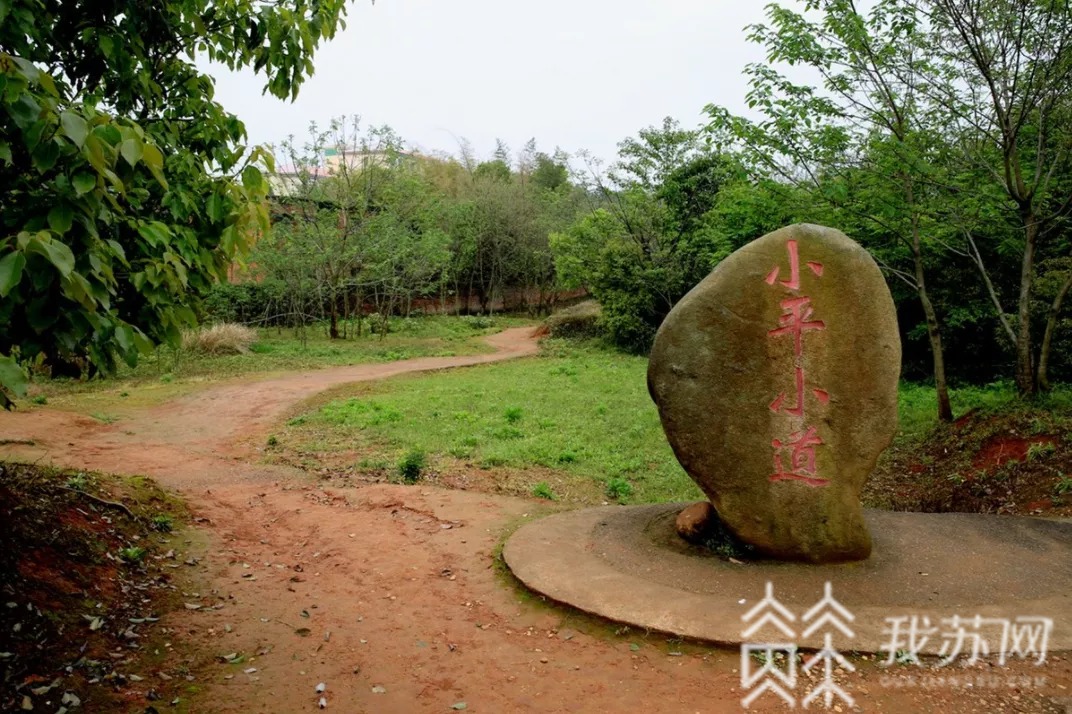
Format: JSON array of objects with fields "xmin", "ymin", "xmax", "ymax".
[
  {"xmin": 277, "ymin": 337, "xmax": 1072, "ymax": 507},
  {"xmin": 30, "ymin": 315, "xmax": 532, "ymax": 410},
  {"xmin": 278, "ymin": 339, "xmax": 696, "ymax": 503}
]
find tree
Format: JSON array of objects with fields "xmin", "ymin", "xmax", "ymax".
[
  {"xmin": 440, "ymin": 141, "xmax": 580, "ymax": 315},
  {"xmin": 707, "ymin": 0, "xmax": 961, "ymax": 421},
  {"xmin": 0, "ymin": 0, "xmax": 349, "ymax": 405},
  {"xmin": 261, "ymin": 118, "xmax": 451, "ymax": 337},
  {"xmin": 553, "ymin": 120, "xmax": 740, "ymax": 351},
  {"xmin": 531, "ymin": 152, "xmax": 570, "ymax": 192},
  {"xmin": 926, "ymin": 0, "xmax": 1072, "ymax": 395}
]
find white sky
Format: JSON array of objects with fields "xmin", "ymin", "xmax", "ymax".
[{"xmin": 203, "ymin": 1, "xmax": 772, "ymax": 164}]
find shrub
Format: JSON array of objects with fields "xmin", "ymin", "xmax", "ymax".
[
  {"xmin": 182, "ymin": 323, "xmax": 257, "ymax": 355},
  {"xmin": 605, "ymin": 477, "xmax": 633, "ymax": 501},
  {"xmin": 532, "ymin": 482, "xmax": 556, "ymax": 500},
  {"xmin": 151, "ymin": 514, "xmax": 174, "ymax": 532},
  {"xmin": 65, "ymin": 473, "xmax": 89, "ymax": 491},
  {"xmin": 462, "ymin": 315, "xmax": 494, "ymax": 330},
  {"xmin": 1055, "ymin": 475, "xmax": 1072, "ymax": 496},
  {"xmin": 119, "ymin": 546, "xmax": 147, "ymax": 564},
  {"xmin": 1027, "ymin": 441, "xmax": 1056, "ymax": 461},
  {"xmin": 202, "ymin": 280, "xmax": 288, "ymax": 325},
  {"xmin": 557, "ymin": 451, "xmax": 577, "ymax": 464},
  {"xmin": 398, "ymin": 449, "xmax": 427, "ymax": 483},
  {"xmin": 504, "ymin": 406, "xmax": 524, "ymax": 424},
  {"xmin": 544, "ymin": 300, "xmax": 603, "ymax": 340}
]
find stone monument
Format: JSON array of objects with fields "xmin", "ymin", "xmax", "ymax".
[{"xmin": 647, "ymin": 224, "xmax": 900, "ymax": 563}]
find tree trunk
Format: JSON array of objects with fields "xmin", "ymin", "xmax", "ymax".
[
  {"xmin": 1038, "ymin": 270, "xmax": 1072, "ymax": 391},
  {"xmin": 1015, "ymin": 216, "xmax": 1039, "ymax": 395},
  {"xmin": 905, "ymin": 177, "xmax": 953, "ymax": 423},
  {"xmin": 355, "ymin": 289, "xmax": 363, "ymax": 337},
  {"xmin": 913, "ymin": 239, "xmax": 953, "ymax": 423},
  {"xmin": 329, "ymin": 303, "xmax": 340, "ymax": 339}
]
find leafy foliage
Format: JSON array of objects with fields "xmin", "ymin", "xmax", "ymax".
[
  {"xmin": 397, "ymin": 448, "xmax": 427, "ymax": 483},
  {"xmin": 704, "ymin": 0, "xmax": 1072, "ymax": 396},
  {"xmin": 552, "ymin": 119, "xmax": 790, "ymax": 352},
  {"xmin": 0, "ymin": 0, "xmax": 349, "ymax": 405}
]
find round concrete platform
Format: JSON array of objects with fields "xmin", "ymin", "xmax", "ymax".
[{"xmin": 503, "ymin": 504, "xmax": 1072, "ymax": 653}]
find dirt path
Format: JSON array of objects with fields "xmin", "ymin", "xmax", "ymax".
[{"xmin": 1, "ymin": 327, "xmax": 1069, "ymax": 713}]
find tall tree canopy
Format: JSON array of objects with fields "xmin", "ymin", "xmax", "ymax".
[
  {"xmin": 707, "ymin": 0, "xmax": 1072, "ymax": 404},
  {"xmin": 0, "ymin": 0, "xmax": 350, "ymax": 405}
]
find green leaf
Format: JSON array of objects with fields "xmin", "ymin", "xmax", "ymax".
[
  {"xmin": 138, "ymin": 222, "xmax": 170, "ymax": 247},
  {"xmin": 32, "ymin": 139, "xmax": 60, "ymax": 173},
  {"xmin": 206, "ymin": 194, "xmax": 226, "ymax": 222},
  {"xmin": 98, "ymin": 34, "xmax": 115, "ymax": 58},
  {"xmin": 120, "ymin": 137, "xmax": 142, "ymax": 167},
  {"xmin": 0, "ymin": 140, "xmax": 11, "ymax": 165},
  {"xmin": 132, "ymin": 329, "xmax": 153, "ymax": 354},
  {"xmin": 242, "ymin": 165, "xmax": 264, "ymax": 191},
  {"xmin": 0, "ymin": 252, "xmax": 26, "ymax": 297},
  {"xmin": 61, "ymin": 271, "xmax": 96, "ymax": 310},
  {"xmin": 47, "ymin": 204, "xmax": 74, "ymax": 234},
  {"xmin": 115, "ymin": 324, "xmax": 134, "ymax": 354},
  {"xmin": 219, "ymin": 225, "xmax": 237, "ymax": 253},
  {"xmin": 106, "ymin": 239, "xmax": 127, "ymax": 263},
  {"xmin": 72, "ymin": 172, "xmax": 97, "ymax": 196},
  {"xmin": 61, "ymin": 271, "xmax": 95, "ymax": 310},
  {"xmin": 8, "ymin": 95, "xmax": 40, "ymax": 129},
  {"xmin": 141, "ymin": 143, "xmax": 167, "ymax": 187},
  {"xmin": 28, "ymin": 235, "xmax": 76, "ymax": 277},
  {"xmin": 0, "ymin": 355, "xmax": 28, "ymax": 400},
  {"xmin": 83, "ymin": 134, "xmax": 108, "ymax": 174},
  {"xmin": 60, "ymin": 111, "xmax": 89, "ymax": 148}
]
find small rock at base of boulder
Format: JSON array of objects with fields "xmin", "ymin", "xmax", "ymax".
[{"xmin": 675, "ymin": 501, "xmax": 717, "ymax": 543}]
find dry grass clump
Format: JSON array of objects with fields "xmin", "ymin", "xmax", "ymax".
[
  {"xmin": 544, "ymin": 300, "xmax": 603, "ymax": 339},
  {"xmin": 181, "ymin": 323, "xmax": 257, "ymax": 355}
]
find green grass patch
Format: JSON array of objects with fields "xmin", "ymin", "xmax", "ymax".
[
  {"xmin": 898, "ymin": 381, "xmax": 1072, "ymax": 441},
  {"xmin": 283, "ymin": 338, "xmax": 700, "ymax": 503}
]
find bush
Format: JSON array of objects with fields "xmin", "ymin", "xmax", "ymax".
[
  {"xmin": 531, "ymin": 482, "xmax": 556, "ymax": 500},
  {"xmin": 151, "ymin": 514, "xmax": 174, "ymax": 532},
  {"xmin": 202, "ymin": 280, "xmax": 289, "ymax": 325},
  {"xmin": 605, "ymin": 477, "xmax": 633, "ymax": 502},
  {"xmin": 182, "ymin": 323, "xmax": 257, "ymax": 355},
  {"xmin": 398, "ymin": 449, "xmax": 427, "ymax": 483},
  {"xmin": 119, "ymin": 546, "xmax": 147, "ymax": 564},
  {"xmin": 461, "ymin": 315, "xmax": 494, "ymax": 330},
  {"xmin": 544, "ymin": 300, "xmax": 603, "ymax": 340}
]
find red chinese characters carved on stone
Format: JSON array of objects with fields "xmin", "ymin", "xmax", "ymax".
[
  {"xmin": 769, "ymin": 366, "xmax": 831, "ymax": 416},
  {"xmin": 765, "ymin": 239, "xmax": 830, "ymax": 488},
  {"xmin": 764, "ymin": 239, "xmax": 824, "ymax": 291},
  {"xmin": 768, "ymin": 296, "xmax": 826, "ymax": 357},
  {"xmin": 770, "ymin": 426, "xmax": 828, "ymax": 487}
]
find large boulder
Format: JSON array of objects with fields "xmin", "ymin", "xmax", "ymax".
[{"xmin": 648, "ymin": 224, "xmax": 900, "ymax": 563}]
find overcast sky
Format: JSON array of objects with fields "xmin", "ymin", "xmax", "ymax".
[{"xmin": 203, "ymin": 1, "xmax": 773, "ymax": 165}]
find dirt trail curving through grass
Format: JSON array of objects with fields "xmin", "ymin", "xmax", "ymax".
[
  {"xmin": 0, "ymin": 328, "xmax": 539, "ymax": 489},
  {"xmin": 0, "ymin": 327, "xmax": 1067, "ymax": 713}
]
